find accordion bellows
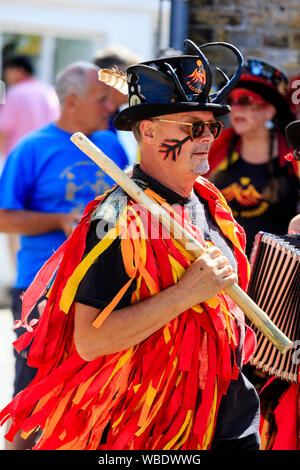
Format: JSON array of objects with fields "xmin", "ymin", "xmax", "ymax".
[{"xmin": 247, "ymin": 232, "xmax": 300, "ymax": 383}]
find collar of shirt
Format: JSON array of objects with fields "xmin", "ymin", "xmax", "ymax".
[{"xmin": 132, "ymin": 164, "xmax": 190, "ymax": 206}]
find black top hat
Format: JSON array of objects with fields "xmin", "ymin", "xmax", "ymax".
[
  {"xmin": 113, "ymin": 40, "xmax": 244, "ymax": 131},
  {"xmin": 234, "ymin": 57, "xmax": 295, "ymax": 131}
]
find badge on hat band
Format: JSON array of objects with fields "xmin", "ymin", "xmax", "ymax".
[{"xmin": 185, "ymin": 59, "xmax": 206, "ymax": 94}]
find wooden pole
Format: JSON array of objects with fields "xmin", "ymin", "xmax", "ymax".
[{"xmin": 71, "ymin": 131, "xmax": 293, "ymax": 354}]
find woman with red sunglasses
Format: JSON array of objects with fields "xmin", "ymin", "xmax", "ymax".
[
  {"xmin": 208, "ymin": 58, "xmax": 299, "ymax": 259},
  {"xmin": 209, "ymin": 58, "xmax": 300, "ymax": 451}
]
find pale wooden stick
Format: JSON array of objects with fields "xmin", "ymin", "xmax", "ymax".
[{"xmin": 70, "ymin": 132, "xmax": 293, "ymax": 354}]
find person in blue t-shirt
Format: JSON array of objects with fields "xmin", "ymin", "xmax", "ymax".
[{"xmin": 0, "ymin": 61, "xmax": 128, "ymax": 449}]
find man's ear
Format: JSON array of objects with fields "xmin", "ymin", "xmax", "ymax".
[
  {"xmin": 65, "ymin": 93, "xmax": 80, "ymax": 110},
  {"xmin": 140, "ymin": 119, "xmax": 155, "ymax": 143}
]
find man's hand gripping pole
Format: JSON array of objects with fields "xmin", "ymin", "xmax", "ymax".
[{"xmin": 70, "ymin": 132, "xmax": 293, "ymax": 354}]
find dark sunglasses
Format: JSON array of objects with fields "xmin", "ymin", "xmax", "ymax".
[
  {"xmin": 155, "ymin": 118, "xmax": 223, "ymax": 140},
  {"xmin": 227, "ymin": 96, "xmax": 266, "ymax": 107}
]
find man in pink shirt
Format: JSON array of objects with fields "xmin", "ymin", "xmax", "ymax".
[{"xmin": 0, "ymin": 55, "xmax": 60, "ymax": 157}]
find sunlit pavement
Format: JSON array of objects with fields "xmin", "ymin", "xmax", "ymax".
[{"xmin": 0, "ymin": 308, "xmax": 15, "ymax": 450}]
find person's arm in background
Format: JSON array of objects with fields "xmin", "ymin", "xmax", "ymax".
[
  {"xmin": 0, "ymin": 91, "xmax": 16, "ymax": 156},
  {"xmin": 0, "ymin": 209, "xmax": 80, "ymax": 237}
]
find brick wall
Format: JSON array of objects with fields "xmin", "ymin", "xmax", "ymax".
[{"xmin": 188, "ymin": 0, "xmax": 300, "ymax": 77}]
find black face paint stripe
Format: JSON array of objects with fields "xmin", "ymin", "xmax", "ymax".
[{"xmin": 159, "ymin": 136, "xmax": 192, "ymax": 161}]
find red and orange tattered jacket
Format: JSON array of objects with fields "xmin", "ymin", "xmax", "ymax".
[{"xmin": 0, "ymin": 177, "xmax": 255, "ymax": 450}]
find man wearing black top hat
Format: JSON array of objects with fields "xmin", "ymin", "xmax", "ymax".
[{"xmin": 1, "ymin": 41, "xmax": 260, "ymax": 451}]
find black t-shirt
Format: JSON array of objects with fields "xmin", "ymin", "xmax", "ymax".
[
  {"xmin": 211, "ymin": 156, "xmax": 300, "ymax": 257},
  {"xmin": 75, "ymin": 234, "xmax": 136, "ymax": 311},
  {"xmin": 75, "ymin": 164, "xmax": 260, "ymax": 441}
]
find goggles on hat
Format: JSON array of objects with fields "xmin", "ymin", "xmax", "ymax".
[
  {"xmin": 227, "ymin": 95, "xmax": 267, "ymax": 107},
  {"xmin": 155, "ymin": 118, "xmax": 223, "ymax": 140},
  {"xmin": 227, "ymin": 89, "xmax": 267, "ymax": 107}
]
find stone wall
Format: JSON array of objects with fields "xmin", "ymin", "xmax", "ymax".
[{"xmin": 188, "ymin": 0, "xmax": 300, "ymax": 77}]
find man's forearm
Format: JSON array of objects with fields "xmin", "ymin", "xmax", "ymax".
[
  {"xmin": 74, "ymin": 282, "xmax": 190, "ymax": 361},
  {"xmin": 74, "ymin": 245, "xmax": 237, "ymax": 361},
  {"xmin": 0, "ymin": 209, "xmax": 63, "ymax": 235}
]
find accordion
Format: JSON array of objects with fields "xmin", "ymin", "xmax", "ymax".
[{"xmin": 247, "ymin": 232, "xmax": 300, "ymax": 383}]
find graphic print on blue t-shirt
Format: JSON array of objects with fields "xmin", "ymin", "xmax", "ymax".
[
  {"xmin": 0, "ymin": 123, "xmax": 129, "ymax": 287},
  {"xmin": 59, "ymin": 160, "xmax": 113, "ymax": 214}
]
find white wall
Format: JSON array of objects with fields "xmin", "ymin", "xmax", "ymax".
[{"xmin": 0, "ymin": 0, "xmax": 171, "ymax": 64}]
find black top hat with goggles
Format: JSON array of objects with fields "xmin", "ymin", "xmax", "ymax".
[{"xmin": 107, "ymin": 40, "xmax": 244, "ymax": 131}]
